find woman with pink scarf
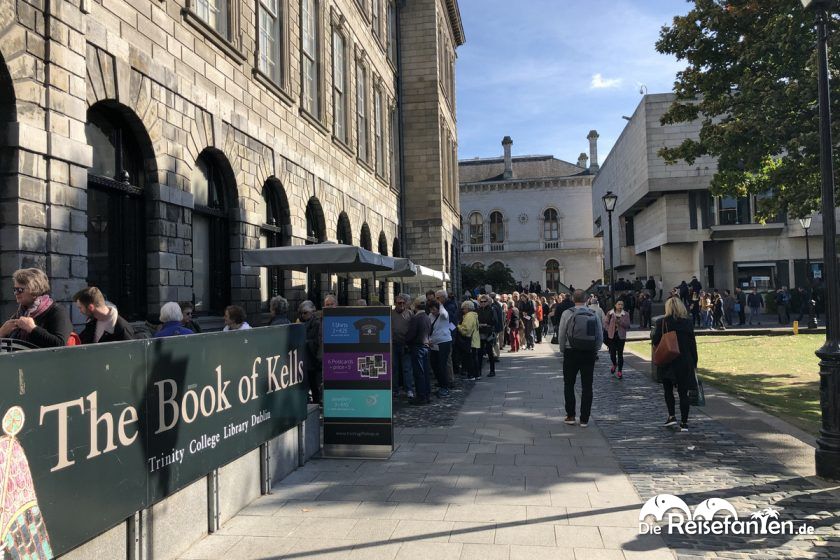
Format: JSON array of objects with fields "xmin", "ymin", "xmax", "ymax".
[{"xmin": 0, "ymin": 268, "xmax": 72, "ymax": 348}]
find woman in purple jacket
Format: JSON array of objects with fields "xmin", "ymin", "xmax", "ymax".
[{"xmin": 604, "ymin": 300, "xmax": 632, "ymax": 379}]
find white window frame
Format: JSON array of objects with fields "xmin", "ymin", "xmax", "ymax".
[
  {"xmin": 374, "ymin": 86, "xmax": 384, "ymax": 176},
  {"xmin": 332, "ymin": 30, "xmax": 348, "ymax": 143},
  {"xmin": 196, "ymin": 0, "xmax": 230, "ymax": 38},
  {"xmin": 356, "ymin": 61, "xmax": 368, "ymax": 162},
  {"xmin": 301, "ymin": 0, "xmax": 321, "ymax": 118}
]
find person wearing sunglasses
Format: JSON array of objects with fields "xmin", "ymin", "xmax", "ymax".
[
  {"xmin": 179, "ymin": 302, "xmax": 203, "ymax": 333},
  {"xmin": 0, "ymin": 268, "xmax": 72, "ymax": 348}
]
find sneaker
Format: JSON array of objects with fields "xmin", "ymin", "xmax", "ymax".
[
  {"xmin": 564, "ymin": 416, "xmax": 576, "ymax": 425},
  {"xmin": 407, "ymin": 390, "xmax": 415, "ymax": 399},
  {"xmin": 616, "ymin": 370, "xmax": 623, "ymax": 379},
  {"xmin": 579, "ymin": 420, "xmax": 589, "ymax": 428},
  {"xmin": 488, "ymin": 371, "xmax": 496, "ymax": 377},
  {"xmin": 664, "ymin": 416, "xmax": 678, "ymax": 427},
  {"xmin": 610, "ymin": 365, "xmax": 616, "ymax": 374},
  {"xmin": 437, "ymin": 388, "xmax": 450, "ymax": 397},
  {"xmin": 679, "ymin": 422, "xmax": 688, "ymax": 432}
]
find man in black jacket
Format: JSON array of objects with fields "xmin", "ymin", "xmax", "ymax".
[
  {"xmin": 477, "ymin": 295, "xmax": 497, "ymax": 377},
  {"xmin": 73, "ymin": 287, "xmax": 136, "ymax": 344},
  {"xmin": 517, "ymin": 295, "xmax": 536, "ymax": 350},
  {"xmin": 734, "ymin": 287, "xmax": 747, "ymax": 326},
  {"xmin": 405, "ymin": 298, "xmax": 432, "ymax": 404}
]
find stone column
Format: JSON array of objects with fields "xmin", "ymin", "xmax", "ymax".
[{"xmin": 587, "ymin": 130, "xmax": 600, "ymax": 172}]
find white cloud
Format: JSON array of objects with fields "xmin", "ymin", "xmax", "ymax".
[{"xmin": 590, "ymin": 73, "xmax": 623, "ymax": 89}]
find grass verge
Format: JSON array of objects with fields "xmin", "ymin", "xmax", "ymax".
[{"xmin": 625, "ymin": 334, "xmax": 823, "ymax": 435}]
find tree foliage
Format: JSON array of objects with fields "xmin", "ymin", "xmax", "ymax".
[
  {"xmin": 655, "ymin": 0, "xmax": 840, "ymax": 218},
  {"xmin": 460, "ymin": 262, "xmax": 516, "ymax": 294}
]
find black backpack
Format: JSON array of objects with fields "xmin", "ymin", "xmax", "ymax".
[{"xmin": 565, "ymin": 308, "xmax": 600, "ymax": 351}]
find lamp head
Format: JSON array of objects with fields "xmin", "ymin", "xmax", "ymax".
[
  {"xmin": 602, "ymin": 191, "xmax": 618, "ymax": 212},
  {"xmin": 800, "ymin": 216, "xmax": 813, "ymax": 230}
]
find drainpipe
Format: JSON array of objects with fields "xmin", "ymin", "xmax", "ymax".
[
  {"xmin": 395, "ymin": 0, "xmax": 407, "ymax": 261},
  {"xmin": 43, "ymin": 0, "xmax": 54, "ymax": 275}
]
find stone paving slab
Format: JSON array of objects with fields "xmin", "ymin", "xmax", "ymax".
[{"xmin": 179, "ymin": 344, "xmax": 691, "ymax": 560}]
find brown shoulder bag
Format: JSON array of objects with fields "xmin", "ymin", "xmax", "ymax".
[{"xmin": 653, "ymin": 320, "xmax": 681, "ymax": 366}]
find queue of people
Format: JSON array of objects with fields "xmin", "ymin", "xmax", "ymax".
[{"xmin": 2, "ymin": 268, "xmax": 702, "ymax": 433}]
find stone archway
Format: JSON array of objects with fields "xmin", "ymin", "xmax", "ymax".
[{"xmin": 0, "ymin": 51, "xmax": 17, "ymax": 316}]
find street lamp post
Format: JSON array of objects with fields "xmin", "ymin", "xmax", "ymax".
[
  {"xmin": 602, "ymin": 191, "xmax": 618, "ymax": 307},
  {"xmin": 802, "ymin": 0, "xmax": 840, "ymax": 480},
  {"xmin": 799, "ymin": 216, "xmax": 819, "ymax": 329}
]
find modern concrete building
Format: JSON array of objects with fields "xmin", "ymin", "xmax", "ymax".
[
  {"xmin": 0, "ymin": 0, "xmax": 464, "ymax": 324},
  {"xmin": 592, "ymin": 93, "xmax": 831, "ymax": 293},
  {"xmin": 459, "ymin": 135, "xmax": 603, "ymax": 292}
]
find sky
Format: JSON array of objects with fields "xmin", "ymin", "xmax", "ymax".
[{"xmin": 455, "ymin": 0, "xmax": 692, "ymax": 164}]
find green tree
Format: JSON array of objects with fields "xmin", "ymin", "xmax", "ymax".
[
  {"xmin": 460, "ymin": 262, "xmax": 516, "ymax": 294},
  {"xmin": 655, "ymin": 0, "xmax": 840, "ymax": 219}
]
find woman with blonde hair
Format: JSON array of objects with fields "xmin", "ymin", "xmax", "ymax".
[
  {"xmin": 0, "ymin": 268, "xmax": 72, "ymax": 348},
  {"xmin": 457, "ymin": 300, "xmax": 481, "ymax": 380},
  {"xmin": 652, "ymin": 297, "xmax": 698, "ymax": 432}
]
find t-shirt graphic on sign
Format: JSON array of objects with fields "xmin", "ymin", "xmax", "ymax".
[{"xmin": 353, "ymin": 318, "xmax": 386, "ymax": 344}]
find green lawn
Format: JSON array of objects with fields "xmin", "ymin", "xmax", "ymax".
[{"xmin": 625, "ymin": 335, "xmax": 823, "ymax": 434}]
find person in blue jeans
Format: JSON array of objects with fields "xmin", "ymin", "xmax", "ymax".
[
  {"xmin": 405, "ymin": 297, "xmax": 432, "ymax": 405},
  {"xmin": 428, "ymin": 299, "xmax": 452, "ymax": 396},
  {"xmin": 391, "ymin": 294, "xmax": 416, "ymax": 398}
]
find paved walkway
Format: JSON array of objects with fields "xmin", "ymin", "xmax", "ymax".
[{"xmin": 181, "ymin": 342, "xmax": 840, "ymax": 560}]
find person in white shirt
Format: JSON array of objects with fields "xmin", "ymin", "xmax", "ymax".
[{"xmin": 428, "ymin": 299, "xmax": 452, "ymax": 397}]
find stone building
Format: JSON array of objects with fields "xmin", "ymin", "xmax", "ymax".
[
  {"xmin": 592, "ymin": 93, "xmax": 833, "ymax": 292},
  {"xmin": 0, "ymin": 0, "xmax": 464, "ymax": 324},
  {"xmin": 459, "ymin": 135, "xmax": 603, "ymax": 292}
]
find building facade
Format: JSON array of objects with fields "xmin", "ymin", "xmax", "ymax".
[
  {"xmin": 592, "ymin": 93, "xmax": 832, "ymax": 293},
  {"xmin": 459, "ymin": 135, "xmax": 603, "ymax": 292},
  {"xmin": 0, "ymin": 0, "xmax": 464, "ymax": 323}
]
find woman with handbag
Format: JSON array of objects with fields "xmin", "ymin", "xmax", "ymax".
[
  {"xmin": 457, "ymin": 300, "xmax": 481, "ymax": 380},
  {"xmin": 652, "ymin": 297, "xmax": 698, "ymax": 432},
  {"xmin": 604, "ymin": 300, "xmax": 631, "ymax": 379},
  {"xmin": 507, "ymin": 305, "xmax": 521, "ymax": 352}
]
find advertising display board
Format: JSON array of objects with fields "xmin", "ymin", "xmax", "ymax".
[
  {"xmin": 0, "ymin": 325, "xmax": 306, "ymax": 557},
  {"xmin": 321, "ymin": 307, "xmax": 393, "ymax": 458}
]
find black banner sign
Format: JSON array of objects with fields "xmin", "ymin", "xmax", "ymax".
[
  {"xmin": 0, "ymin": 325, "xmax": 307, "ymax": 557},
  {"xmin": 321, "ymin": 307, "xmax": 393, "ymax": 457}
]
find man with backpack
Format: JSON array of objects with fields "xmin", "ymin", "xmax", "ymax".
[{"xmin": 556, "ymin": 289, "xmax": 604, "ymax": 428}]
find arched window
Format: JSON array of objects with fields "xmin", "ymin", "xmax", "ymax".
[
  {"xmin": 546, "ymin": 259, "xmax": 561, "ymax": 293},
  {"xmin": 378, "ymin": 232, "xmax": 388, "ymax": 304},
  {"xmin": 85, "ymin": 105, "xmax": 149, "ymax": 320},
  {"xmin": 489, "ymin": 211, "xmax": 505, "ymax": 250},
  {"xmin": 192, "ymin": 151, "xmax": 233, "ymax": 314},
  {"xmin": 468, "ymin": 212, "xmax": 483, "ymax": 251},
  {"xmin": 0, "ymin": 56, "xmax": 13, "ymax": 313},
  {"xmin": 305, "ymin": 198, "xmax": 327, "ymax": 304},
  {"xmin": 360, "ymin": 223, "xmax": 372, "ymax": 303},
  {"xmin": 543, "ymin": 208, "xmax": 560, "ymax": 249},
  {"xmin": 490, "ymin": 261, "xmax": 504, "ymax": 270},
  {"xmin": 260, "ymin": 180, "xmax": 291, "ymax": 310},
  {"xmin": 336, "ymin": 212, "xmax": 352, "ymax": 305}
]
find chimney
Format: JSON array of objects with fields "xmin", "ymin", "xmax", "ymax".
[
  {"xmin": 577, "ymin": 152, "xmax": 588, "ymax": 168},
  {"xmin": 502, "ymin": 136, "xmax": 513, "ymax": 179},
  {"xmin": 587, "ymin": 130, "xmax": 599, "ymax": 172}
]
